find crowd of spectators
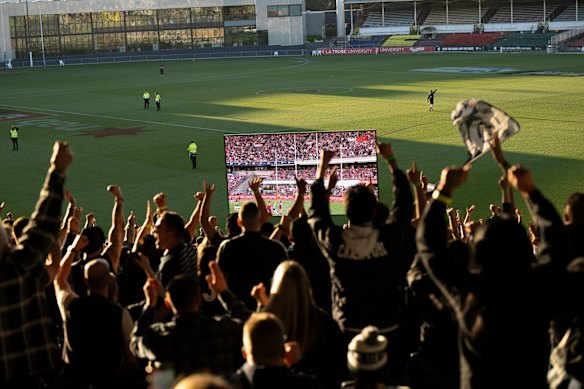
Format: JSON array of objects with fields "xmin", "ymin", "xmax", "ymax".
[
  {"xmin": 1, "ymin": 135, "xmax": 583, "ymax": 389},
  {"xmin": 225, "ymin": 131, "xmax": 377, "ymax": 165}
]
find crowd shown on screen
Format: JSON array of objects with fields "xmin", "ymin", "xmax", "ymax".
[
  {"xmin": 1, "ymin": 133, "xmax": 583, "ymax": 389},
  {"xmin": 225, "ymin": 131, "xmax": 376, "ymax": 165}
]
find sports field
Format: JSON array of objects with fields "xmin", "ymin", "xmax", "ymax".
[{"xmin": 1, "ymin": 52, "xmax": 583, "ymax": 225}]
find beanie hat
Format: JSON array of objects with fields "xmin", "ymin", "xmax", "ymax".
[{"xmin": 347, "ymin": 326, "xmax": 388, "ymax": 373}]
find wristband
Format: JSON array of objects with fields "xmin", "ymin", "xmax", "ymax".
[
  {"xmin": 502, "ymin": 162, "xmax": 511, "ymax": 170},
  {"xmin": 432, "ymin": 190, "xmax": 453, "ymax": 207}
]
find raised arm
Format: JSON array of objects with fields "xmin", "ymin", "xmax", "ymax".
[
  {"xmin": 377, "ymin": 142, "xmax": 414, "ymax": 228},
  {"xmin": 407, "ymin": 161, "xmax": 427, "ymax": 224},
  {"xmin": 309, "ymin": 149, "xmax": 336, "ymax": 225},
  {"xmin": 12, "ymin": 141, "xmax": 73, "ymax": 273},
  {"xmin": 124, "ymin": 211, "xmax": 136, "ymax": 244},
  {"xmin": 185, "ymin": 192, "xmax": 204, "ymax": 239},
  {"xmin": 54, "ymin": 234, "xmax": 88, "ymax": 300},
  {"xmin": 59, "ymin": 190, "xmax": 76, "ymax": 246},
  {"xmin": 200, "ymin": 181, "xmax": 217, "ymax": 241},
  {"xmin": 132, "ymin": 200, "xmax": 153, "ymax": 253},
  {"xmin": 507, "ymin": 166, "xmax": 568, "ymax": 266},
  {"xmin": 417, "ymin": 165, "xmax": 472, "ymax": 314},
  {"xmin": 287, "ymin": 177, "xmax": 307, "ymax": 220},
  {"xmin": 249, "ymin": 177, "xmax": 270, "ymax": 224},
  {"xmin": 102, "ymin": 185, "xmax": 125, "ymax": 273}
]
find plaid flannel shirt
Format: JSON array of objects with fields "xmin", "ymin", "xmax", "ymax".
[{"xmin": 0, "ymin": 170, "xmax": 64, "ymax": 383}]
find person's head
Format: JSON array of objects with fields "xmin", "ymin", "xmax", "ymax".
[
  {"xmin": 173, "ymin": 373, "xmax": 233, "ymax": 389},
  {"xmin": 191, "ymin": 140, "xmax": 196, "ymax": 144},
  {"xmin": 265, "ymin": 261, "xmax": 316, "ymax": 354},
  {"xmin": 290, "ymin": 216, "xmax": 313, "ymax": 245},
  {"xmin": 84, "ymin": 258, "xmax": 111, "ymax": 295},
  {"xmin": 259, "ymin": 222, "xmax": 274, "ymax": 238},
  {"xmin": 225, "ymin": 213, "xmax": 242, "ymax": 237},
  {"xmin": 197, "ymin": 243, "xmax": 218, "ymax": 279},
  {"xmin": 165, "ymin": 275, "xmax": 201, "ymax": 314},
  {"xmin": 471, "ymin": 216, "xmax": 534, "ymax": 280},
  {"xmin": 238, "ymin": 202, "xmax": 260, "ymax": 232},
  {"xmin": 154, "ymin": 211, "xmax": 185, "ymax": 251},
  {"xmin": 242, "ymin": 312, "xmax": 286, "ymax": 366},
  {"xmin": 347, "ymin": 326, "xmax": 389, "ymax": 385},
  {"xmin": 81, "ymin": 226, "xmax": 106, "ymax": 257},
  {"xmin": 343, "ymin": 185, "xmax": 377, "ymax": 226},
  {"xmin": 564, "ymin": 192, "xmax": 584, "ymax": 225}
]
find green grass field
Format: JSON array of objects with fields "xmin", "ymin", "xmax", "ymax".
[{"xmin": 1, "ymin": 52, "xmax": 583, "ymax": 226}]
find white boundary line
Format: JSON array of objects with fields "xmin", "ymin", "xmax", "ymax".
[{"xmin": 0, "ymin": 104, "xmax": 229, "ymax": 133}]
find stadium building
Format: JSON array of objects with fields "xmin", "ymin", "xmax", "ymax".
[{"xmin": 1, "ymin": 0, "xmax": 583, "ymax": 65}]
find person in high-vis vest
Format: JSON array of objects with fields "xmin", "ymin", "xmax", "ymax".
[
  {"xmin": 10, "ymin": 125, "xmax": 19, "ymax": 151},
  {"xmin": 143, "ymin": 91, "xmax": 150, "ymax": 109},
  {"xmin": 155, "ymin": 92, "xmax": 161, "ymax": 111},
  {"xmin": 188, "ymin": 141, "xmax": 198, "ymax": 169}
]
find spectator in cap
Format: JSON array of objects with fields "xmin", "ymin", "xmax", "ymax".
[{"xmin": 344, "ymin": 326, "xmax": 392, "ymax": 389}]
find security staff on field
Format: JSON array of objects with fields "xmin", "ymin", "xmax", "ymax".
[
  {"xmin": 10, "ymin": 125, "xmax": 19, "ymax": 151},
  {"xmin": 188, "ymin": 140, "xmax": 198, "ymax": 169},
  {"xmin": 143, "ymin": 90, "xmax": 151, "ymax": 109},
  {"xmin": 155, "ymin": 92, "xmax": 161, "ymax": 111}
]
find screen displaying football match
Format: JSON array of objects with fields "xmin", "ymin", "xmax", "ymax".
[{"xmin": 224, "ymin": 130, "xmax": 378, "ymax": 216}]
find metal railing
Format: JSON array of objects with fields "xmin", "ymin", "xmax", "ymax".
[{"xmin": 550, "ymin": 27, "xmax": 584, "ymax": 45}]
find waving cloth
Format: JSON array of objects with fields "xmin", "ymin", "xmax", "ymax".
[{"xmin": 451, "ymin": 99, "xmax": 520, "ymax": 164}]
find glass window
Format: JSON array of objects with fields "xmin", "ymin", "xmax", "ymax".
[
  {"xmin": 267, "ymin": 5, "xmax": 289, "ymax": 17},
  {"xmin": 61, "ymin": 34, "xmax": 93, "ymax": 54},
  {"xmin": 159, "ymin": 29, "xmax": 193, "ymax": 50},
  {"xmin": 125, "ymin": 10, "xmax": 157, "ymax": 30},
  {"xmin": 94, "ymin": 33, "xmax": 125, "ymax": 53},
  {"xmin": 224, "ymin": 5, "xmax": 255, "ymax": 21},
  {"xmin": 42, "ymin": 36, "xmax": 61, "ymax": 56},
  {"xmin": 193, "ymin": 7, "xmax": 222, "ymax": 24},
  {"xmin": 93, "ymin": 11, "xmax": 124, "ymax": 32},
  {"xmin": 60, "ymin": 14, "xmax": 92, "ymax": 35},
  {"xmin": 9, "ymin": 16, "xmax": 27, "ymax": 37},
  {"xmin": 224, "ymin": 26, "xmax": 258, "ymax": 46},
  {"xmin": 126, "ymin": 30, "xmax": 158, "ymax": 52},
  {"xmin": 158, "ymin": 8, "xmax": 191, "ymax": 28},
  {"xmin": 193, "ymin": 28, "xmax": 224, "ymax": 48},
  {"xmin": 289, "ymin": 4, "xmax": 302, "ymax": 16}
]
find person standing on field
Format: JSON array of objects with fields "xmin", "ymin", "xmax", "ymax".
[
  {"xmin": 427, "ymin": 89, "xmax": 437, "ymax": 112},
  {"xmin": 143, "ymin": 91, "xmax": 150, "ymax": 109},
  {"xmin": 10, "ymin": 125, "xmax": 19, "ymax": 151},
  {"xmin": 188, "ymin": 141, "xmax": 198, "ymax": 169},
  {"xmin": 155, "ymin": 92, "xmax": 161, "ymax": 111}
]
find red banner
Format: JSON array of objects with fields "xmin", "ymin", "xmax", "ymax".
[{"xmin": 319, "ymin": 46, "xmax": 435, "ymax": 56}]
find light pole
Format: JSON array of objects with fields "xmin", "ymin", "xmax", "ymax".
[
  {"xmin": 38, "ymin": 1, "xmax": 46, "ymax": 67},
  {"xmin": 1, "ymin": 1, "xmax": 7, "ymax": 63}
]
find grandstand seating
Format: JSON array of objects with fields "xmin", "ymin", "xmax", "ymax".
[
  {"xmin": 553, "ymin": 5, "xmax": 584, "ymax": 21},
  {"xmin": 349, "ymin": 36, "xmax": 388, "ymax": 48},
  {"xmin": 423, "ymin": 3, "xmax": 487, "ymax": 25},
  {"xmin": 440, "ymin": 32, "xmax": 507, "ymax": 47},
  {"xmin": 488, "ymin": 4, "xmax": 555, "ymax": 23},
  {"xmin": 491, "ymin": 32, "xmax": 557, "ymax": 48},
  {"xmin": 568, "ymin": 35, "xmax": 584, "ymax": 47},
  {"xmin": 362, "ymin": 3, "xmax": 416, "ymax": 27},
  {"xmin": 382, "ymin": 3, "xmax": 416, "ymax": 26},
  {"xmin": 383, "ymin": 35, "xmax": 421, "ymax": 47}
]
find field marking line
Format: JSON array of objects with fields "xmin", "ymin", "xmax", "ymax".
[{"xmin": 0, "ymin": 103, "xmax": 230, "ymax": 134}]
